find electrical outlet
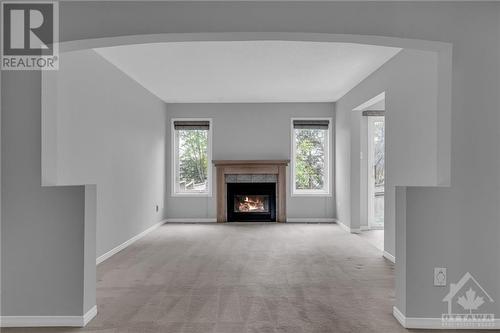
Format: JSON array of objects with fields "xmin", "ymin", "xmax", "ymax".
[{"xmin": 434, "ymin": 267, "xmax": 447, "ymax": 286}]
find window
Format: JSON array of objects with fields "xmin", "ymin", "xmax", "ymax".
[
  {"xmin": 291, "ymin": 118, "xmax": 332, "ymax": 196},
  {"xmin": 172, "ymin": 119, "xmax": 212, "ymax": 196}
]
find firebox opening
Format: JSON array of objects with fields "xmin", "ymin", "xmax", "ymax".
[
  {"xmin": 234, "ymin": 195, "xmax": 270, "ymax": 213},
  {"xmin": 227, "ymin": 183, "xmax": 276, "ymax": 222}
]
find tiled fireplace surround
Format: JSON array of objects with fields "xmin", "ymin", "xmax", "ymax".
[
  {"xmin": 213, "ymin": 160, "xmax": 289, "ymax": 222},
  {"xmin": 225, "ymin": 174, "xmax": 277, "ymax": 183}
]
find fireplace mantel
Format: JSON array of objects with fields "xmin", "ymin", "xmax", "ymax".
[{"xmin": 213, "ymin": 160, "xmax": 289, "ymax": 222}]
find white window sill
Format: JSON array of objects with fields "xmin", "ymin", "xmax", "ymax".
[
  {"xmin": 291, "ymin": 191, "xmax": 332, "ymax": 197},
  {"xmin": 171, "ymin": 192, "xmax": 212, "ymax": 198}
]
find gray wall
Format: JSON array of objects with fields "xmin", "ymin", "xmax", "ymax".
[
  {"xmin": 336, "ymin": 49, "xmax": 439, "ymax": 258},
  {"xmin": 2, "ymin": 71, "xmax": 86, "ymax": 316},
  {"xmin": 54, "ymin": 50, "xmax": 167, "ymax": 258},
  {"xmin": 165, "ymin": 103, "xmax": 335, "ymax": 220},
  {"xmin": 2, "ymin": 0, "xmax": 499, "ymax": 322}
]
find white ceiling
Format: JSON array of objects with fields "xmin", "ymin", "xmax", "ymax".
[{"xmin": 95, "ymin": 41, "xmax": 401, "ymax": 103}]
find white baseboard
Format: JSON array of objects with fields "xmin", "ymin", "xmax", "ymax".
[
  {"xmin": 164, "ymin": 218, "xmax": 217, "ymax": 223},
  {"xmin": 96, "ymin": 220, "xmax": 166, "ymax": 265},
  {"xmin": 337, "ymin": 221, "xmax": 361, "ymax": 234},
  {"xmin": 369, "ymin": 225, "xmax": 385, "ymax": 230},
  {"xmin": 286, "ymin": 218, "xmax": 337, "ymax": 223},
  {"xmin": 360, "ymin": 225, "xmax": 384, "ymax": 231},
  {"xmin": 166, "ymin": 218, "xmax": 336, "ymax": 223},
  {"xmin": 383, "ymin": 251, "xmax": 396, "ymax": 263},
  {"xmin": 392, "ymin": 306, "xmax": 407, "ymax": 328},
  {"xmin": 1, "ymin": 305, "xmax": 97, "ymax": 328},
  {"xmin": 393, "ymin": 306, "xmax": 500, "ymax": 329},
  {"xmin": 83, "ymin": 305, "xmax": 97, "ymax": 326}
]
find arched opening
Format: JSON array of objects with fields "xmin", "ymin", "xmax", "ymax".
[{"xmin": 41, "ymin": 32, "xmax": 452, "ymax": 329}]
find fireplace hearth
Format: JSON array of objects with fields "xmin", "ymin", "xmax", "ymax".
[{"xmin": 227, "ymin": 183, "xmax": 276, "ymax": 222}]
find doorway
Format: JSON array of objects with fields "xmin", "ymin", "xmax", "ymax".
[{"xmin": 367, "ymin": 116, "xmax": 385, "ymax": 230}]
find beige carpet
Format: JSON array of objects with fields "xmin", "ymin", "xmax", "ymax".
[
  {"xmin": 357, "ymin": 229, "xmax": 384, "ymax": 252},
  {"xmin": 3, "ymin": 223, "xmax": 485, "ymax": 332}
]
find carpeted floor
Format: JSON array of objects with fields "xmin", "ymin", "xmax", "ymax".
[
  {"xmin": 3, "ymin": 223, "xmax": 486, "ymax": 332},
  {"xmin": 357, "ymin": 229, "xmax": 384, "ymax": 252}
]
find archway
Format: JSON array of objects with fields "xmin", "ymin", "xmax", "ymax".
[{"xmin": 41, "ymin": 32, "xmax": 452, "ymax": 327}]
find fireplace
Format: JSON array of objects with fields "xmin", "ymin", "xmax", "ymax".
[
  {"xmin": 213, "ymin": 160, "xmax": 289, "ymax": 222},
  {"xmin": 227, "ymin": 183, "xmax": 276, "ymax": 222}
]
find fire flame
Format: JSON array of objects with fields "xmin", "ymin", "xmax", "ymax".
[{"xmin": 238, "ymin": 196, "xmax": 265, "ymax": 212}]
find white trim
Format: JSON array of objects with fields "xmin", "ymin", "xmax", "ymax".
[
  {"xmin": 82, "ymin": 306, "xmax": 97, "ymax": 326},
  {"xmin": 167, "ymin": 218, "xmax": 336, "ymax": 223},
  {"xmin": 290, "ymin": 117, "xmax": 333, "ymax": 197},
  {"xmin": 1, "ymin": 306, "xmax": 97, "ymax": 328},
  {"xmin": 383, "ymin": 251, "xmax": 396, "ymax": 263},
  {"xmin": 337, "ymin": 221, "xmax": 361, "ymax": 234},
  {"xmin": 392, "ymin": 306, "xmax": 500, "ymax": 330},
  {"xmin": 164, "ymin": 218, "xmax": 217, "ymax": 223},
  {"xmin": 367, "ymin": 115, "xmax": 375, "ymax": 228},
  {"xmin": 353, "ymin": 92, "xmax": 386, "ymax": 111},
  {"xmin": 392, "ymin": 306, "xmax": 407, "ymax": 328},
  {"xmin": 170, "ymin": 192, "xmax": 212, "ymax": 197},
  {"xmin": 369, "ymin": 225, "xmax": 384, "ymax": 230},
  {"xmin": 171, "ymin": 118, "xmax": 213, "ymax": 197},
  {"xmin": 286, "ymin": 218, "xmax": 337, "ymax": 223},
  {"xmin": 360, "ymin": 225, "xmax": 384, "ymax": 231},
  {"xmin": 96, "ymin": 220, "xmax": 166, "ymax": 265},
  {"xmin": 291, "ymin": 191, "xmax": 333, "ymax": 197}
]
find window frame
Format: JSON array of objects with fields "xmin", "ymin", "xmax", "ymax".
[
  {"xmin": 291, "ymin": 117, "xmax": 333, "ymax": 197},
  {"xmin": 171, "ymin": 118, "xmax": 213, "ymax": 197}
]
